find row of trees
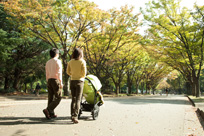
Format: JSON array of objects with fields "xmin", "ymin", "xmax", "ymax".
[
  {"xmin": 0, "ymin": 0, "xmax": 204, "ymax": 97},
  {"xmin": 141, "ymin": 0, "xmax": 204, "ymax": 97},
  {"xmin": 0, "ymin": 4, "xmax": 49, "ymax": 93}
]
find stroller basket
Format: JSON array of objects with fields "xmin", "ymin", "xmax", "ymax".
[{"xmin": 81, "ymin": 102, "xmax": 94, "ymax": 112}]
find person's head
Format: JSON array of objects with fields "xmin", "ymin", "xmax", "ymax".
[
  {"xmin": 50, "ymin": 48, "xmax": 59, "ymax": 58},
  {"xmin": 71, "ymin": 48, "xmax": 83, "ymax": 60}
]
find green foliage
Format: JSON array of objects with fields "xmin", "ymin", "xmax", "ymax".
[
  {"xmin": 0, "ymin": 0, "xmax": 184, "ymax": 95},
  {"xmin": 142, "ymin": 0, "xmax": 204, "ymax": 96},
  {"xmin": 0, "ymin": 3, "xmax": 49, "ymax": 92},
  {"xmin": 2, "ymin": 0, "xmax": 110, "ymax": 95},
  {"xmin": 83, "ymin": 5, "xmax": 142, "ymax": 94}
]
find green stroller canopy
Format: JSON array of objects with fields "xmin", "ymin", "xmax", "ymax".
[
  {"xmin": 86, "ymin": 75, "xmax": 102, "ymax": 91},
  {"xmin": 83, "ymin": 75, "xmax": 102, "ymax": 104}
]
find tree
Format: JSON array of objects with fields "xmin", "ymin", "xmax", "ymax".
[
  {"xmin": 142, "ymin": 0, "xmax": 204, "ymax": 97},
  {"xmin": 157, "ymin": 79, "xmax": 170, "ymax": 91},
  {"xmin": 146, "ymin": 62, "xmax": 172, "ymax": 94},
  {"xmin": 0, "ymin": 4, "xmax": 16, "ymax": 90},
  {"xmin": 0, "ymin": 4, "xmax": 49, "ymax": 92},
  {"xmin": 83, "ymin": 5, "xmax": 141, "ymax": 94},
  {"xmin": 2, "ymin": 0, "xmax": 105, "ymax": 95},
  {"xmin": 0, "ymin": 30, "xmax": 48, "ymax": 92},
  {"xmin": 126, "ymin": 47, "xmax": 147, "ymax": 94},
  {"xmin": 165, "ymin": 71, "xmax": 186, "ymax": 94},
  {"xmin": 109, "ymin": 45, "xmax": 139, "ymax": 95}
]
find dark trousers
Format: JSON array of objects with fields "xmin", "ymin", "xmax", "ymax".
[
  {"xmin": 47, "ymin": 78, "xmax": 62, "ymax": 115},
  {"xmin": 70, "ymin": 80, "xmax": 84, "ymax": 118},
  {"xmin": 35, "ymin": 89, "xmax": 40, "ymax": 96}
]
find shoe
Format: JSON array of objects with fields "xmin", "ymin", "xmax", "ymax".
[
  {"xmin": 73, "ymin": 119, "xmax": 79, "ymax": 124},
  {"xmin": 71, "ymin": 117, "xmax": 79, "ymax": 124},
  {"xmin": 43, "ymin": 109, "xmax": 50, "ymax": 119},
  {"xmin": 50, "ymin": 114, "xmax": 57, "ymax": 118}
]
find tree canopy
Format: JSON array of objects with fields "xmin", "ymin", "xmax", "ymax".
[
  {"xmin": 1, "ymin": 0, "xmax": 204, "ymax": 97},
  {"xmin": 141, "ymin": 0, "xmax": 204, "ymax": 97}
]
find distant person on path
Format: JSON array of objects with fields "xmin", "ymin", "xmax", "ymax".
[
  {"xmin": 165, "ymin": 88, "xmax": 168, "ymax": 96},
  {"xmin": 35, "ymin": 83, "xmax": 41, "ymax": 96},
  {"xmin": 43, "ymin": 48, "xmax": 63, "ymax": 119},
  {"xmin": 67, "ymin": 48, "xmax": 87, "ymax": 124}
]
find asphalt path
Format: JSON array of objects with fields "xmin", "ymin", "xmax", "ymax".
[{"xmin": 0, "ymin": 95, "xmax": 203, "ymax": 136}]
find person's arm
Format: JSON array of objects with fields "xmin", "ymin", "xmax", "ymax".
[
  {"xmin": 81, "ymin": 60, "xmax": 87, "ymax": 78},
  {"xmin": 45, "ymin": 63, "xmax": 49, "ymax": 82},
  {"xmin": 57, "ymin": 60, "xmax": 63, "ymax": 88},
  {"xmin": 67, "ymin": 61, "xmax": 71, "ymax": 76}
]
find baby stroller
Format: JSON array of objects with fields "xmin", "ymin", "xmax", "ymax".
[{"xmin": 78, "ymin": 75, "xmax": 104, "ymax": 120}]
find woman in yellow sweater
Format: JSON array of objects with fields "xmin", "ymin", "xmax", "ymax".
[{"xmin": 67, "ymin": 48, "xmax": 87, "ymax": 124}]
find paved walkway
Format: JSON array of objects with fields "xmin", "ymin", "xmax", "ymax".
[{"xmin": 0, "ymin": 95, "xmax": 203, "ymax": 136}]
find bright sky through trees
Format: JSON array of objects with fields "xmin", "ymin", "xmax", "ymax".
[
  {"xmin": 89, "ymin": 0, "xmax": 204, "ymax": 34},
  {"xmin": 89, "ymin": 0, "xmax": 203, "ymax": 11}
]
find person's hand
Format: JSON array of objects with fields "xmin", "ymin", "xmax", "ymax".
[{"xmin": 60, "ymin": 84, "xmax": 63, "ymax": 89}]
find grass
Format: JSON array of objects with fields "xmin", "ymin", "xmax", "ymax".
[
  {"xmin": 102, "ymin": 93, "xmax": 149, "ymax": 97},
  {"xmin": 189, "ymin": 95, "xmax": 204, "ymax": 103}
]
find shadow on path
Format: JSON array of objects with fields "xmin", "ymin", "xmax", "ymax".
[
  {"xmin": 0, "ymin": 116, "xmax": 96, "ymax": 126},
  {"xmin": 0, "ymin": 116, "xmax": 73, "ymax": 125},
  {"xmin": 0, "ymin": 94, "xmax": 48, "ymax": 101},
  {"xmin": 196, "ymin": 109, "xmax": 204, "ymax": 130}
]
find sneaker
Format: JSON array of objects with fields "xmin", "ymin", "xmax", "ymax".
[
  {"xmin": 50, "ymin": 114, "xmax": 57, "ymax": 118},
  {"xmin": 71, "ymin": 117, "xmax": 79, "ymax": 124},
  {"xmin": 43, "ymin": 109, "xmax": 51, "ymax": 119}
]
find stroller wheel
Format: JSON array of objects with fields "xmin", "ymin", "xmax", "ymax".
[{"xmin": 92, "ymin": 105, "xmax": 100, "ymax": 120}]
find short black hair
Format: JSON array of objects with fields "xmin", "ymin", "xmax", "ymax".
[
  {"xmin": 72, "ymin": 48, "xmax": 83, "ymax": 60},
  {"xmin": 50, "ymin": 48, "xmax": 59, "ymax": 58}
]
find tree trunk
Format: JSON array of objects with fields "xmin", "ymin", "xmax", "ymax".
[
  {"xmin": 63, "ymin": 71, "xmax": 69, "ymax": 96},
  {"xmin": 4, "ymin": 76, "xmax": 9, "ymax": 91},
  {"xmin": 127, "ymin": 76, "xmax": 132, "ymax": 94},
  {"xmin": 146, "ymin": 83, "xmax": 148, "ymax": 94},
  {"xmin": 119, "ymin": 85, "xmax": 121, "ymax": 94},
  {"xmin": 115, "ymin": 84, "xmax": 119, "ymax": 95},
  {"xmin": 191, "ymin": 81, "xmax": 196, "ymax": 96},
  {"xmin": 101, "ymin": 79, "xmax": 110, "ymax": 93},
  {"xmin": 190, "ymin": 72, "xmax": 201, "ymax": 97},
  {"xmin": 24, "ymin": 83, "xmax": 27, "ymax": 93},
  {"xmin": 61, "ymin": 52, "xmax": 69, "ymax": 96},
  {"xmin": 141, "ymin": 82, "xmax": 144, "ymax": 94},
  {"xmin": 153, "ymin": 89, "xmax": 155, "ymax": 95},
  {"xmin": 185, "ymin": 81, "xmax": 191, "ymax": 95},
  {"xmin": 128, "ymin": 84, "xmax": 132, "ymax": 94},
  {"xmin": 127, "ymin": 72, "xmax": 131, "ymax": 94},
  {"xmin": 30, "ymin": 82, "xmax": 33, "ymax": 92},
  {"xmin": 135, "ymin": 80, "xmax": 139, "ymax": 94},
  {"xmin": 135, "ymin": 84, "xmax": 139, "ymax": 94},
  {"xmin": 196, "ymin": 79, "xmax": 201, "ymax": 97},
  {"xmin": 13, "ymin": 79, "xmax": 20, "ymax": 91},
  {"xmin": 13, "ymin": 68, "xmax": 21, "ymax": 91},
  {"xmin": 193, "ymin": 76, "xmax": 201, "ymax": 97}
]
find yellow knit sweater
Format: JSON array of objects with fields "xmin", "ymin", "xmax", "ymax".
[{"xmin": 67, "ymin": 59, "xmax": 87, "ymax": 81}]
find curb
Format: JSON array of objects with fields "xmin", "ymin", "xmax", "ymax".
[
  {"xmin": 186, "ymin": 95, "xmax": 195, "ymax": 107},
  {"xmin": 186, "ymin": 95, "xmax": 204, "ymax": 121}
]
